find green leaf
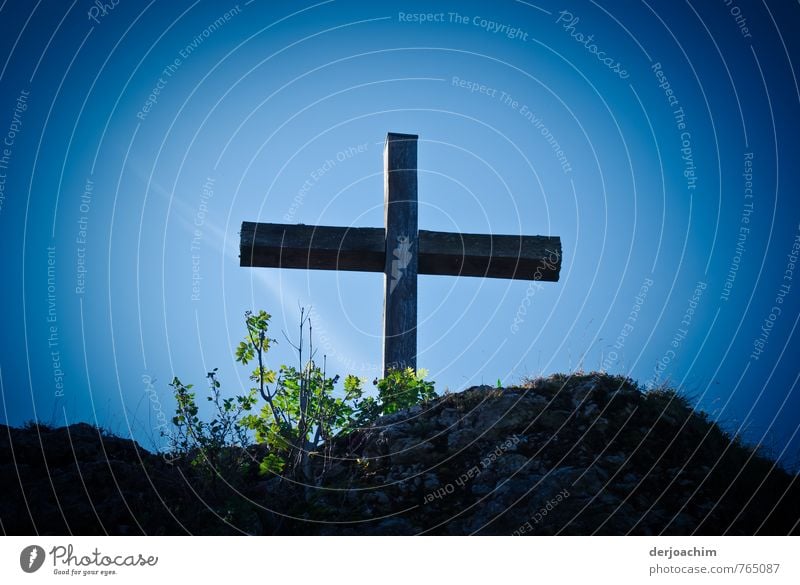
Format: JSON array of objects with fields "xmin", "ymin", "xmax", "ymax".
[{"xmin": 258, "ymin": 453, "xmax": 285, "ymax": 475}]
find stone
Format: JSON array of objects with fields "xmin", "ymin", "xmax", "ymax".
[{"xmin": 3, "ymin": 373, "xmax": 798, "ymax": 536}]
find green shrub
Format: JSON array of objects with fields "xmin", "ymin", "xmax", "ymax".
[
  {"xmin": 168, "ymin": 308, "xmax": 436, "ymax": 486},
  {"xmin": 236, "ymin": 309, "xmax": 375, "ymax": 481},
  {"xmin": 374, "ymin": 367, "xmax": 436, "ymax": 415},
  {"xmin": 168, "ymin": 369, "xmax": 257, "ymax": 485}
]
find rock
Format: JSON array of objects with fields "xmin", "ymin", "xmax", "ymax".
[
  {"xmin": 3, "ymin": 372, "xmax": 799, "ymax": 536},
  {"xmin": 446, "ymin": 429, "xmax": 475, "ymax": 451},
  {"xmin": 536, "ymin": 409, "xmax": 572, "ymax": 430},
  {"xmin": 493, "ymin": 453, "xmax": 528, "ymax": 475},
  {"xmin": 365, "ymin": 491, "xmax": 391, "ymax": 506},
  {"xmin": 390, "ymin": 438, "xmax": 435, "ymax": 465},
  {"xmin": 582, "ymin": 402, "xmax": 600, "ymax": 418},
  {"xmin": 470, "ymin": 477, "xmax": 495, "ymax": 496},
  {"xmin": 604, "ymin": 453, "xmax": 627, "ymax": 466}
]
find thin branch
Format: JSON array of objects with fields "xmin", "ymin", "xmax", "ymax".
[{"xmin": 247, "ymin": 316, "xmax": 283, "ymax": 427}]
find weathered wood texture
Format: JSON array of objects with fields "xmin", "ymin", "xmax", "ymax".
[
  {"xmin": 418, "ymin": 230, "xmax": 561, "ymax": 281},
  {"xmin": 239, "ymin": 131, "xmax": 563, "ymax": 378},
  {"xmin": 240, "ymin": 222, "xmax": 561, "ymax": 281},
  {"xmin": 383, "ymin": 133, "xmax": 418, "ymax": 374},
  {"xmin": 239, "ymin": 222, "xmax": 384, "ymax": 271}
]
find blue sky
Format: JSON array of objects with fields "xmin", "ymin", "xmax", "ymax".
[{"xmin": 1, "ymin": 0, "xmax": 799, "ymax": 464}]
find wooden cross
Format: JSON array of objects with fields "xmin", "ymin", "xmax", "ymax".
[{"xmin": 240, "ymin": 132, "xmax": 562, "ymax": 376}]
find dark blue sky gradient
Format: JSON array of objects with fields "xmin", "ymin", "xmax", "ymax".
[{"xmin": 1, "ymin": 0, "xmax": 799, "ymax": 464}]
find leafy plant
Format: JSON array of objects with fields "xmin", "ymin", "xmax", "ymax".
[
  {"xmin": 168, "ymin": 308, "xmax": 437, "ymax": 486},
  {"xmin": 168, "ymin": 369, "xmax": 257, "ymax": 485},
  {"xmin": 238, "ymin": 309, "xmax": 380, "ymax": 482},
  {"xmin": 374, "ymin": 367, "xmax": 436, "ymax": 415}
]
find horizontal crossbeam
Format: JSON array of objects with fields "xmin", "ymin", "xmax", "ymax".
[{"xmin": 240, "ymin": 221, "xmax": 561, "ymax": 281}]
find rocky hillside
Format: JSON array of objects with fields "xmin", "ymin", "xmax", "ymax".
[{"xmin": 2, "ymin": 373, "xmax": 798, "ymax": 535}]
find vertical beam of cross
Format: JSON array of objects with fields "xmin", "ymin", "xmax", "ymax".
[
  {"xmin": 240, "ymin": 131, "xmax": 562, "ymax": 378},
  {"xmin": 383, "ymin": 133, "xmax": 418, "ymax": 375}
]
